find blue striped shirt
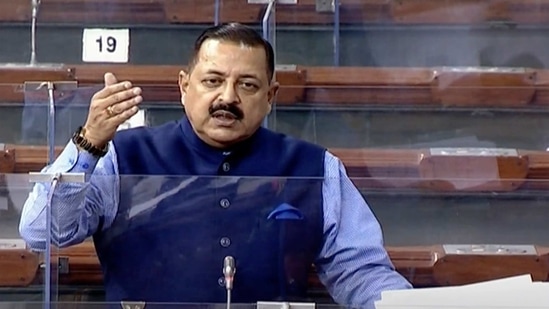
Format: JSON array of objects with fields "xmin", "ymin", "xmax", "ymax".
[{"xmin": 19, "ymin": 140, "xmax": 412, "ymax": 308}]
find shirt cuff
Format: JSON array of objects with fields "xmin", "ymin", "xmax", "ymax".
[{"xmin": 45, "ymin": 141, "xmax": 100, "ymax": 175}]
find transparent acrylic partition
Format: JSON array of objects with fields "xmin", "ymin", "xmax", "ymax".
[
  {"xmin": 22, "ymin": 80, "xmax": 96, "ymax": 150},
  {"xmin": 1, "ymin": 67, "xmax": 76, "ymax": 306},
  {"xmin": 21, "ymin": 75, "xmax": 91, "ymax": 308},
  {"xmin": 261, "ymin": 0, "xmax": 276, "ymax": 130},
  {"xmin": 265, "ymin": 2, "xmax": 549, "ymax": 307},
  {"xmin": 0, "ymin": 173, "xmax": 46, "ymax": 308},
  {"xmin": 21, "ymin": 76, "xmax": 163, "ymax": 305},
  {"xmin": 30, "ymin": 173, "xmax": 549, "ymax": 308},
  {"xmin": 39, "ymin": 174, "xmax": 403, "ymax": 308},
  {"xmin": 267, "ymin": 0, "xmax": 340, "ymax": 134},
  {"xmin": 4, "ymin": 166, "xmax": 549, "ymax": 308}
]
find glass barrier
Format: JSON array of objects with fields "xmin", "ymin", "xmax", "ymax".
[
  {"xmin": 22, "ymin": 83, "xmax": 98, "ymax": 148},
  {"xmin": 260, "ymin": 0, "xmax": 276, "ymax": 130},
  {"xmin": 0, "ymin": 173, "xmax": 47, "ymax": 303},
  {"xmin": 4, "ymin": 172, "xmax": 549, "ymax": 308}
]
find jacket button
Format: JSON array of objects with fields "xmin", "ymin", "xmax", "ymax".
[
  {"xmin": 222, "ymin": 162, "xmax": 230, "ymax": 172},
  {"xmin": 219, "ymin": 198, "xmax": 230, "ymax": 208},
  {"xmin": 220, "ymin": 237, "xmax": 231, "ymax": 247}
]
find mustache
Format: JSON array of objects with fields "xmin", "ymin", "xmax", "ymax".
[{"xmin": 209, "ymin": 103, "xmax": 244, "ymax": 120}]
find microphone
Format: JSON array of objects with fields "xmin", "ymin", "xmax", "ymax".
[
  {"xmin": 223, "ymin": 256, "xmax": 236, "ymax": 290},
  {"xmin": 223, "ymin": 256, "xmax": 236, "ymax": 309},
  {"xmin": 32, "ymin": 0, "xmax": 41, "ymax": 17}
]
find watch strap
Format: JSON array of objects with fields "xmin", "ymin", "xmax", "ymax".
[{"xmin": 71, "ymin": 126, "xmax": 108, "ymax": 157}]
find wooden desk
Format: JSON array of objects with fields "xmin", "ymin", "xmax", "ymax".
[
  {"xmin": 1, "ymin": 65, "xmax": 547, "ymax": 108},
  {"xmin": 2, "ymin": 0, "xmax": 549, "ymax": 25}
]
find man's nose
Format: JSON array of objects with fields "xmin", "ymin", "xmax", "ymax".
[{"xmin": 218, "ymin": 83, "xmax": 239, "ymax": 104}]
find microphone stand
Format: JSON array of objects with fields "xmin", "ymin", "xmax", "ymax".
[
  {"xmin": 27, "ymin": 172, "xmax": 86, "ymax": 309},
  {"xmin": 226, "ymin": 286, "xmax": 231, "ymax": 309},
  {"xmin": 30, "ymin": 0, "xmax": 41, "ymax": 65}
]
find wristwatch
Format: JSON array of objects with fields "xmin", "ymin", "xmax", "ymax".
[{"xmin": 71, "ymin": 126, "xmax": 108, "ymax": 157}]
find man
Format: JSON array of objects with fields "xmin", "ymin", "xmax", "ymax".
[{"xmin": 19, "ymin": 23, "xmax": 411, "ymax": 308}]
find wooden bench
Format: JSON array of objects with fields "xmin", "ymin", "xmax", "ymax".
[
  {"xmin": 4, "ymin": 144, "xmax": 549, "ymax": 193},
  {"xmin": 2, "ymin": 241, "xmax": 548, "ymax": 293},
  {"xmin": 0, "ymin": 145, "xmax": 15, "ymax": 174},
  {"xmin": 2, "ymin": 0, "xmax": 549, "ymax": 26},
  {"xmin": 1, "ymin": 64, "xmax": 548, "ymax": 108}
]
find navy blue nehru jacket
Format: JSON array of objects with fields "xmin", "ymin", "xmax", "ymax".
[{"xmin": 92, "ymin": 116, "xmax": 327, "ymax": 303}]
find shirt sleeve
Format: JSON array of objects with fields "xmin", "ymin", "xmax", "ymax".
[
  {"xmin": 316, "ymin": 151, "xmax": 413, "ymax": 308},
  {"xmin": 19, "ymin": 140, "xmax": 120, "ymax": 251}
]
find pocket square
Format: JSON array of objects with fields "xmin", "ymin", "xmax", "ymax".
[{"xmin": 267, "ymin": 203, "xmax": 304, "ymax": 220}]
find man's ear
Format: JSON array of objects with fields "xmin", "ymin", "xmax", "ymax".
[
  {"xmin": 178, "ymin": 70, "xmax": 189, "ymax": 105},
  {"xmin": 267, "ymin": 81, "xmax": 279, "ymax": 105}
]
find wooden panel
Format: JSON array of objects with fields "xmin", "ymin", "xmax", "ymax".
[
  {"xmin": 67, "ymin": 65, "xmax": 549, "ymax": 107},
  {"xmin": 72, "ymin": 64, "xmax": 306, "ymax": 105},
  {"xmin": 0, "ymin": 0, "xmax": 386, "ymax": 25},
  {"xmin": 8, "ymin": 144, "xmax": 549, "ymax": 193},
  {"xmin": 0, "ymin": 64, "xmax": 305, "ymax": 105},
  {"xmin": 513, "ymin": 150, "xmax": 549, "ymax": 190},
  {"xmin": 330, "ymin": 148, "xmax": 424, "ymax": 191},
  {"xmin": 532, "ymin": 69, "xmax": 549, "ymax": 105},
  {"xmin": 0, "ymin": 65, "xmax": 75, "ymax": 84},
  {"xmin": 73, "ymin": 64, "xmax": 182, "ymax": 104},
  {"xmin": 392, "ymin": 0, "xmax": 549, "ymax": 25},
  {"xmin": 0, "ymin": 241, "xmax": 39, "ymax": 287},
  {"xmin": 2, "ymin": 0, "xmax": 167, "ymax": 24},
  {"xmin": 390, "ymin": 0, "xmax": 506, "ymax": 24},
  {"xmin": 57, "ymin": 242, "xmax": 103, "ymax": 285},
  {"xmin": 387, "ymin": 245, "xmax": 440, "ymax": 287},
  {"xmin": 434, "ymin": 246, "xmax": 549, "ymax": 285},
  {"xmin": 503, "ymin": 0, "xmax": 549, "ymax": 25},
  {"xmin": 0, "ymin": 146, "xmax": 15, "ymax": 174},
  {"xmin": 0, "ymin": 241, "xmax": 447, "ymax": 289},
  {"xmin": 522, "ymin": 150, "xmax": 549, "ymax": 179},
  {"xmin": 304, "ymin": 67, "xmax": 435, "ymax": 106},
  {"xmin": 0, "ymin": 65, "xmax": 76, "ymax": 104},
  {"xmin": 418, "ymin": 153, "xmax": 529, "ymax": 192},
  {"xmin": 431, "ymin": 67, "xmax": 536, "ymax": 107},
  {"xmin": 0, "ymin": 147, "xmax": 16, "ymax": 197},
  {"xmin": 167, "ymin": 0, "xmax": 390, "ymax": 25},
  {"xmin": 3, "ymin": 0, "xmax": 549, "ymax": 25},
  {"xmin": 0, "ymin": 65, "xmax": 545, "ymax": 108},
  {"xmin": 3, "ymin": 242, "xmax": 549, "ymax": 290},
  {"xmin": 333, "ymin": 148, "xmax": 534, "ymax": 192},
  {"xmin": 7, "ymin": 145, "xmax": 63, "ymax": 173},
  {"xmin": 0, "ymin": 1, "xmax": 30, "ymax": 23}
]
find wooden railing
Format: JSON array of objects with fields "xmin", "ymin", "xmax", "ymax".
[
  {"xmin": 3, "ymin": 145, "xmax": 549, "ymax": 193},
  {"xmin": 2, "ymin": 64, "xmax": 549, "ymax": 108},
  {"xmin": 2, "ymin": 241, "xmax": 549, "ymax": 293},
  {"xmin": 2, "ymin": 64, "xmax": 549, "ymax": 193},
  {"xmin": 2, "ymin": 0, "xmax": 549, "ymax": 25}
]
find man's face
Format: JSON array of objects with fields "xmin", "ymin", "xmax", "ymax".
[{"xmin": 179, "ymin": 39, "xmax": 278, "ymax": 148}]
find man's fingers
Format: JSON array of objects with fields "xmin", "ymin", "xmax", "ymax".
[
  {"xmin": 104, "ymin": 72, "xmax": 118, "ymax": 86},
  {"xmin": 105, "ymin": 87, "xmax": 142, "ymax": 107},
  {"xmin": 107, "ymin": 95, "xmax": 143, "ymax": 115},
  {"xmin": 108, "ymin": 106, "xmax": 140, "ymax": 125},
  {"xmin": 94, "ymin": 84, "xmax": 141, "ymax": 106}
]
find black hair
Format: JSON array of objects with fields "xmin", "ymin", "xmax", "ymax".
[{"xmin": 189, "ymin": 23, "xmax": 275, "ymax": 80}]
